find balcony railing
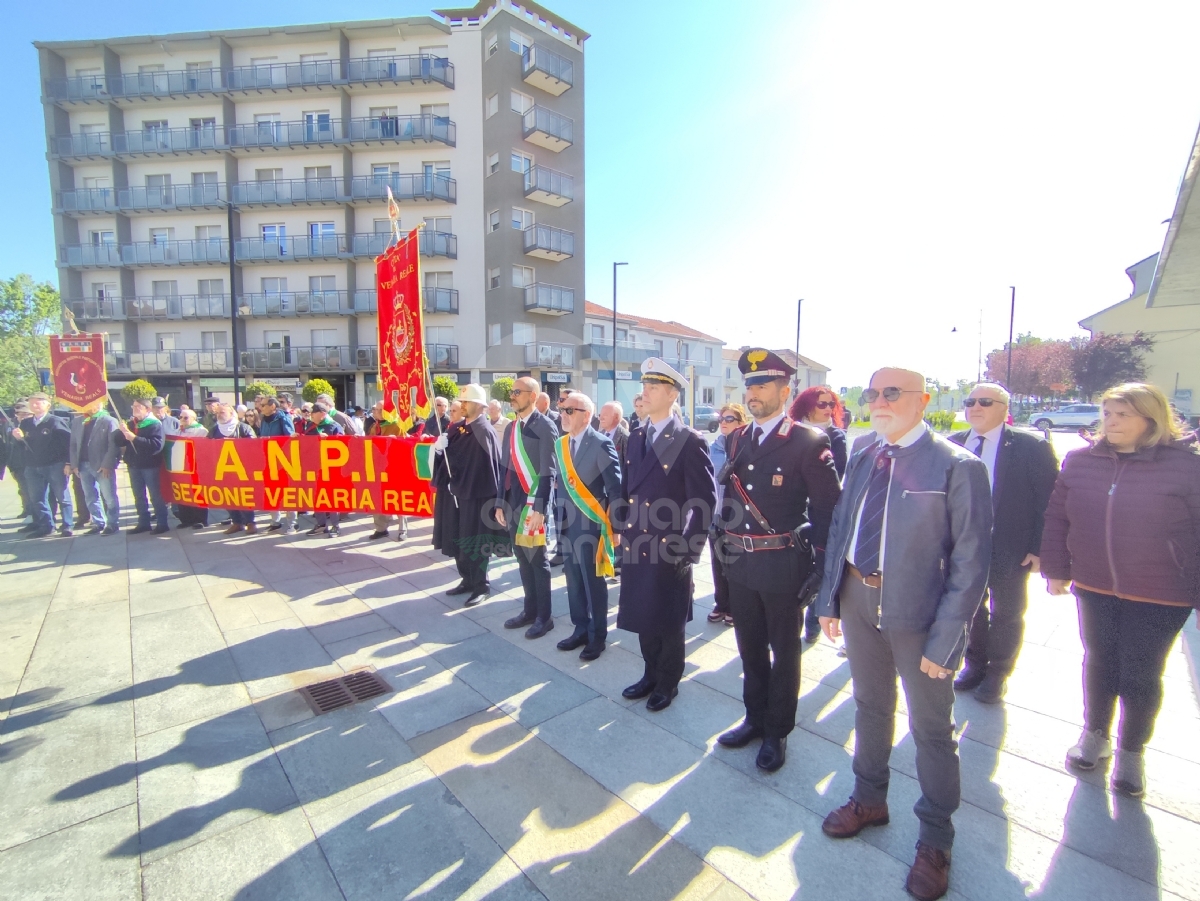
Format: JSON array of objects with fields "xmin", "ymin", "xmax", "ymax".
[
  {"xmin": 523, "ymin": 166, "xmax": 573, "ymax": 206},
  {"xmin": 228, "ymin": 119, "xmax": 340, "ymax": 149},
  {"xmin": 50, "ymin": 126, "xmax": 227, "ymax": 158},
  {"xmin": 58, "ymin": 184, "xmax": 227, "ymax": 213},
  {"xmin": 109, "ymin": 68, "xmax": 225, "ymax": 98},
  {"xmin": 235, "ymin": 234, "xmax": 345, "ymax": 261},
  {"xmin": 523, "ymin": 224, "xmax": 574, "ymax": 261},
  {"xmin": 236, "ymin": 292, "xmax": 350, "ymax": 317},
  {"xmin": 524, "ymin": 283, "xmax": 574, "ymax": 315},
  {"xmin": 231, "ymin": 178, "xmax": 345, "ymax": 205},
  {"xmin": 345, "ymin": 54, "xmax": 454, "ymax": 89},
  {"xmin": 522, "ymin": 44, "xmax": 573, "ymax": 95},
  {"xmin": 426, "ymin": 343, "xmax": 459, "ymax": 369},
  {"xmin": 123, "ymin": 294, "xmax": 231, "ymax": 320},
  {"xmin": 226, "ymin": 60, "xmax": 340, "ymax": 91},
  {"xmin": 57, "ymin": 188, "xmax": 117, "ymax": 213},
  {"xmin": 344, "ymin": 115, "xmax": 456, "ymax": 146},
  {"xmin": 110, "ymin": 349, "xmax": 233, "ymax": 374},
  {"xmin": 522, "ymin": 106, "xmax": 573, "ymax": 152},
  {"xmin": 349, "ymin": 232, "xmax": 458, "ymax": 259},
  {"xmin": 352, "ymin": 290, "xmax": 377, "ymax": 313},
  {"xmin": 66, "ymin": 297, "xmax": 124, "ymax": 320},
  {"xmin": 350, "ymin": 173, "xmax": 456, "ymax": 203},
  {"xmin": 423, "ymin": 287, "xmax": 459, "ymax": 315},
  {"xmin": 239, "ymin": 345, "xmax": 358, "ymax": 373},
  {"xmin": 44, "ymin": 76, "xmax": 109, "ymax": 103},
  {"xmin": 123, "ymin": 240, "xmax": 228, "ymax": 266},
  {"xmin": 525, "ymin": 342, "xmax": 575, "ymax": 368},
  {"xmin": 59, "ymin": 244, "xmax": 122, "ymax": 267}
]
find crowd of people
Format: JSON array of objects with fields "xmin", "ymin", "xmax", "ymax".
[{"xmin": 2, "ymin": 352, "xmax": 1198, "ymax": 901}]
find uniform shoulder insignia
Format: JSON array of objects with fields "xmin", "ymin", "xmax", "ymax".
[{"xmin": 778, "ymin": 418, "xmax": 793, "ymax": 436}]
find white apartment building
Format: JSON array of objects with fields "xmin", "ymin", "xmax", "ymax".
[
  {"xmin": 38, "ymin": 0, "xmax": 586, "ymax": 408},
  {"xmin": 581, "ymin": 302, "xmax": 724, "ymax": 414}
]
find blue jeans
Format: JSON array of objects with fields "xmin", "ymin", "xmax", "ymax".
[
  {"xmin": 230, "ymin": 509, "xmax": 255, "ymax": 526},
  {"xmin": 27, "ymin": 464, "xmax": 73, "ymax": 533},
  {"xmin": 128, "ymin": 466, "xmax": 168, "ymax": 529},
  {"xmin": 79, "ymin": 463, "xmax": 119, "ymax": 530}
]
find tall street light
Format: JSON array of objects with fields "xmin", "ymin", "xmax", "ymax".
[
  {"xmin": 612, "ymin": 261, "xmax": 628, "ymax": 401},
  {"xmin": 226, "ymin": 197, "xmax": 240, "ymax": 401},
  {"xmin": 1005, "ymin": 286, "xmax": 1016, "ymax": 391}
]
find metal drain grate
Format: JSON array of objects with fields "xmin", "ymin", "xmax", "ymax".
[{"xmin": 298, "ymin": 669, "xmax": 391, "ymax": 715}]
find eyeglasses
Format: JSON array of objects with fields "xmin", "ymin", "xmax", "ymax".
[
  {"xmin": 719, "ymin": 415, "xmax": 741, "ymax": 424},
  {"xmin": 963, "ymin": 398, "xmax": 1004, "ymax": 408},
  {"xmin": 859, "ymin": 387, "xmax": 922, "ymax": 405},
  {"xmin": 510, "ymin": 388, "xmax": 530, "ymax": 396},
  {"xmin": 559, "ymin": 407, "xmax": 585, "ymax": 416},
  {"xmin": 815, "ymin": 401, "xmax": 836, "ymax": 409}
]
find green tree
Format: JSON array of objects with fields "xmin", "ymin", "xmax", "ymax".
[
  {"xmin": 301, "ymin": 378, "xmax": 336, "ymax": 403},
  {"xmin": 242, "ymin": 381, "xmax": 277, "ymax": 403},
  {"xmin": 0, "ymin": 274, "xmax": 61, "ymax": 401},
  {"xmin": 1070, "ymin": 332, "xmax": 1153, "ymax": 400},
  {"xmin": 432, "ymin": 375, "xmax": 459, "ymax": 401},
  {"xmin": 490, "ymin": 377, "xmax": 514, "ymax": 403},
  {"xmin": 122, "ymin": 379, "xmax": 157, "ymax": 402}
]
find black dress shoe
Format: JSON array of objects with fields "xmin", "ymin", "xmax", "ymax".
[
  {"xmin": 556, "ymin": 632, "xmax": 588, "ymax": 651},
  {"xmin": 718, "ymin": 721, "xmax": 765, "ymax": 748},
  {"xmin": 525, "ymin": 618, "xmax": 554, "ymax": 639},
  {"xmin": 953, "ymin": 666, "xmax": 987, "ymax": 692},
  {"xmin": 369, "ymin": 530, "xmax": 388, "ymax": 540},
  {"xmin": 504, "ymin": 614, "xmax": 536, "ymax": 630},
  {"xmin": 646, "ymin": 688, "xmax": 679, "ymax": 712},
  {"xmin": 446, "ymin": 582, "xmax": 472, "ymax": 596},
  {"xmin": 16, "ymin": 524, "xmax": 37, "ymax": 534},
  {"xmin": 547, "ymin": 554, "xmax": 565, "ymax": 567},
  {"xmin": 579, "ymin": 643, "xmax": 604, "ymax": 661},
  {"xmin": 129, "ymin": 525, "xmax": 152, "ymax": 535},
  {"xmin": 756, "ymin": 736, "xmax": 787, "ymax": 772},
  {"xmin": 622, "ymin": 678, "xmax": 656, "ymax": 700},
  {"xmin": 463, "ymin": 590, "xmax": 488, "ymax": 608},
  {"xmin": 21, "ymin": 530, "xmax": 52, "ymax": 540}
]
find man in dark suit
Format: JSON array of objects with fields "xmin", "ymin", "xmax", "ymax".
[
  {"xmin": 628, "ymin": 393, "xmax": 644, "ymax": 432},
  {"xmin": 436, "ymin": 385, "xmax": 507, "ymax": 607},
  {"xmin": 616, "ymin": 359, "xmax": 717, "ymax": 712},
  {"xmin": 553, "ymin": 393, "xmax": 622, "ymax": 660},
  {"xmin": 496, "ymin": 377, "xmax": 559, "ymax": 638},
  {"xmin": 951, "ymin": 383, "xmax": 1059, "ymax": 704},
  {"xmin": 597, "ymin": 401, "xmax": 629, "ymax": 460},
  {"xmin": 716, "ymin": 350, "xmax": 842, "ymax": 771}
]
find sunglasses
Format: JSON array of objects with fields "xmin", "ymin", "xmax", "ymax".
[
  {"xmin": 559, "ymin": 407, "xmax": 585, "ymax": 416},
  {"xmin": 509, "ymin": 388, "xmax": 530, "ymax": 395},
  {"xmin": 963, "ymin": 398, "xmax": 1004, "ymax": 408},
  {"xmin": 719, "ymin": 415, "xmax": 741, "ymax": 424},
  {"xmin": 815, "ymin": 401, "xmax": 836, "ymax": 409},
  {"xmin": 859, "ymin": 387, "xmax": 922, "ymax": 405}
]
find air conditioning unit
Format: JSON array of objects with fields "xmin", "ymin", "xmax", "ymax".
[{"xmin": 356, "ymin": 348, "xmax": 373, "ymax": 368}]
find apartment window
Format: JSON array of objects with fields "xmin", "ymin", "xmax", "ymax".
[
  {"xmin": 680, "ymin": 343, "xmax": 691, "ymax": 361},
  {"xmin": 704, "ymin": 347, "xmax": 713, "ymax": 366},
  {"xmin": 487, "ymin": 153, "xmax": 500, "ymax": 176},
  {"xmin": 90, "ymin": 282, "xmax": 117, "ymax": 301},
  {"xmin": 373, "ymin": 218, "xmax": 393, "ymax": 235},
  {"xmin": 486, "ymin": 34, "xmax": 498, "ymax": 57},
  {"xmin": 702, "ymin": 388, "xmax": 715, "ymax": 405},
  {"xmin": 510, "ymin": 90, "xmax": 534, "ymax": 114},
  {"xmin": 488, "ymin": 267, "xmax": 500, "ymax": 290},
  {"xmin": 89, "ymin": 230, "xmax": 115, "ymax": 245},
  {"xmin": 104, "ymin": 335, "xmax": 124, "ymax": 355},
  {"xmin": 255, "ymin": 168, "xmax": 284, "ymax": 182},
  {"xmin": 512, "ymin": 207, "xmax": 534, "ymax": 230},
  {"xmin": 590, "ymin": 324, "xmax": 604, "ymax": 342},
  {"xmin": 303, "ymin": 111, "xmax": 332, "ymax": 140},
  {"xmin": 195, "ymin": 225, "xmax": 222, "ymax": 241},
  {"xmin": 511, "ymin": 151, "xmax": 533, "ymax": 174},
  {"xmin": 309, "ymin": 222, "xmax": 336, "ymax": 252},
  {"xmin": 512, "ymin": 265, "xmax": 534, "ymax": 289},
  {"xmin": 488, "ymin": 210, "xmax": 501, "ymax": 233},
  {"xmin": 262, "ymin": 224, "xmax": 286, "ymax": 255},
  {"xmin": 151, "ymin": 280, "xmax": 178, "ymax": 297},
  {"xmin": 264, "ymin": 330, "xmax": 291, "ymax": 359},
  {"xmin": 149, "ymin": 227, "xmax": 173, "ymax": 245},
  {"xmin": 200, "ymin": 331, "xmax": 228, "ymax": 350},
  {"xmin": 653, "ymin": 339, "xmax": 664, "ymax": 355},
  {"xmin": 510, "ymin": 30, "xmax": 532, "ymax": 54},
  {"xmin": 311, "ymin": 328, "xmax": 337, "ymax": 348},
  {"xmin": 192, "ymin": 171, "xmax": 218, "ymax": 202},
  {"xmin": 488, "ymin": 323, "xmax": 501, "ymax": 346},
  {"xmin": 372, "ymin": 163, "xmax": 398, "ymax": 179},
  {"xmin": 198, "ymin": 279, "xmax": 223, "ymax": 296},
  {"xmin": 145, "ymin": 174, "xmax": 170, "ymax": 204},
  {"xmin": 425, "ymin": 271, "xmax": 453, "ymax": 289},
  {"xmin": 309, "ymin": 275, "xmax": 337, "ymax": 294},
  {"xmin": 421, "ymin": 103, "xmax": 450, "ymax": 120},
  {"xmin": 142, "ymin": 119, "xmax": 169, "ymax": 146},
  {"xmin": 155, "ymin": 332, "xmax": 181, "ymax": 351},
  {"xmin": 82, "ymin": 176, "xmax": 110, "ymax": 190},
  {"xmin": 512, "ymin": 322, "xmax": 534, "ymax": 346},
  {"xmin": 485, "ymin": 94, "xmax": 498, "ymax": 118},
  {"xmin": 185, "ymin": 62, "xmax": 212, "ymax": 88},
  {"xmin": 262, "ymin": 277, "xmax": 287, "ymax": 294},
  {"xmin": 424, "ymin": 217, "xmax": 451, "ymax": 233},
  {"xmin": 304, "ymin": 165, "xmax": 333, "ymax": 181},
  {"xmin": 725, "ymin": 366, "xmax": 732, "ymax": 380},
  {"xmin": 427, "ymin": 325, "xmax": 454, "ymax": 347},
  {"xmin": 254, "ymin": 113, "xmax": 282, "ymax": 142},
  {"xmin": 300, "ymin": 53, "xmax": 329, "ymax": 81}
]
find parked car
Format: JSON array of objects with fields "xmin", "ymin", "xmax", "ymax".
[
  {"xmin": 1031, "ymin": 403, "xmax": 1101, "ymax": 431},
  {"xmin": 691, "ymin": 404, "xmax": 720, "ymax": 432}
]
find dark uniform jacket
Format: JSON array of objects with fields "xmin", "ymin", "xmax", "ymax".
[
  {"xmin": 114, "ymin": 418, "xmax": 165, "ymax": 469},
  {"xmin": 950, "ymin": 426, "xmax": 1058, "ymax": 576},
  {"xmin": 718, "ymin": 418, "xmax": 842, "ymax": 594},
  {"xmin": 497, "ymin": 409, "xmax": 558, "ymax": 517},
  {"xmin": 20, "ymin": 413, "xmax": 72, "ymax": 465},
  {"xmin": 615, "ymin": 415, "xmax": 716, "ymax": 635},
  {"xmin": 556, "ymin": 426, "xmax": 622, "ymax": 539},
  {"xmin": 446, "ymin": 415, "xmax": 503, "ymax": 502}
]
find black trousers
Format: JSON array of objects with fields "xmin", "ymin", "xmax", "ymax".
[
  {"xmin": 563, "ymin": 532, "xmax": 608, "ymax": 645},
  {"xmin": 511, "ymin": 532, "xmax": 552, "ymax": 622},
  {"xmin": 729, "ymin": 582, "xmax": 801, "ymax": 737},
  {"xmin": 638, "ymin": 630, "xmax": 686, "ymax": 695},
  {"xmin": 455, "ymin": 548, "xmax": 490, "ymax": 593},
  {"xmin": 1076, "ymin": 587, "xmax": 1192, "ymax": 752},
  {"xmin": 964, "ymin": 566, "xmax": 1029, "ymax": 676},
  {"xmin": 708, "ymin": 531, "xmax": 731, "ymax": 616}
]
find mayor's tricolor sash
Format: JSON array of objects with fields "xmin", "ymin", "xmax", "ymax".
[
  {"xmin": 510, "ymin": 421, "xmax": 545, "ymax": 547},
  {"xmin": 554, "ymin": 436, "xmax": 616, "ymax": 578}
]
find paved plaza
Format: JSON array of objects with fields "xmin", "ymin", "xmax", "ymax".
[{"xmin": 1, "ymin": 435, "xmax": 1199, "ymax": 900}]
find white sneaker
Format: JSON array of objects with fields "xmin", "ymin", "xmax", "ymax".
[
  {"xmin": 1066, "ymin": 729, "xmax": 1112, "ymax": 771},
  {"xmin": 1112, "ymin": 750, "xmax": 1145, "ymax": 797}
]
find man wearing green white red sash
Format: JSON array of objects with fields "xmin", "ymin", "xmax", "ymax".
[
  {"xmin": 495, "ymin": 376, "xmax": 560, "ymax": 639},
  {"xmin": 552, "ymin": 392, "xmax": 623, "ymax": 661}
]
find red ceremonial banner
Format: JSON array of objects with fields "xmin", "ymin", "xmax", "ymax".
[
  {"xmin": 162, "ymin": 436, "xmax": 437, "ymax": 515},
  {"xmin": 50, "ymin": 333, "xmax": 108, "ymax": 412},
  {"xmin": 376, "ymin": 226, "xmax": 431, "ymax": 432}
]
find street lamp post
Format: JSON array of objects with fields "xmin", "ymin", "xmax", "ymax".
[
  {"xmin": 1005, "ymin": 285, "xmax": 1016, "ymax": 391},
  {"xmin": 227, "ymin": 198, "xmax": 240, "ymax": 401},
  {"xmin": 794, "ymin": 298, "xmax": 803, "ymax": 394},
  {"xmin": 612, "ymin": 262, "xmax": 628, "ymax": 401}
]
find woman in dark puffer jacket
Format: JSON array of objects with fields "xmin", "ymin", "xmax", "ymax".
[{"xmin": 1041, "ymin": 382, "xmax": 1200, "ymax": 798}]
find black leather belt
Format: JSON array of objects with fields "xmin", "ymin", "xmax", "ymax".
[
  {"xmin": 722, "ymin": 533, "xmax": 793, "ymax": 553},
  {"xmin": 846, "ymin": 563, "xmax": 882, "ymax": 589}
]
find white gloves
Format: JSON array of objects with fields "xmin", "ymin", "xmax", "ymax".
[{"xmin": 433, "ymin": 433, "xmax": 449, "ymax": 454}]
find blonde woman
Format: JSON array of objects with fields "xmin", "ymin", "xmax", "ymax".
[
  {"xmin": 707, "ymin": 403, "xmax": 750, "ymax": 626},
  {"xmin": 1041, "ymin": 383, "xmax": 1200, "ymax": 797}
]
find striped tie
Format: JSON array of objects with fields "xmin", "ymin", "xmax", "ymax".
[{"xmin": 852, "ymin": 445, "xmax": 896, "ymax": 574}]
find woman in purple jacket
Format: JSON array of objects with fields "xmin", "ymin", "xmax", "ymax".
[{"xmin": 1041, "ymin": 383, "xmax": 1200, "ymax": 797}]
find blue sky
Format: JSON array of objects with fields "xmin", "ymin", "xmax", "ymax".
[{"xmin": 4, "ymin": 0, "xmax": 1200, "ymax": 387}]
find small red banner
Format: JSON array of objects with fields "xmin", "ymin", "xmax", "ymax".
[
  {"xmin": 50, "ymin": 333, "xmax": 108, "ymax": 412},
  {"xmin": 162, "ymin": 436, "xmax": 437, "ymax": 515},
  {"xmin": 376, "ymin": 227, "xmax": 431, "ymax": 432}
]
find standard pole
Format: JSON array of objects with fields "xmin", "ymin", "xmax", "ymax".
[
  {"xmin": 794, "ymin": 298, "xmax": 803, "ymax": 393},
  {"xmin": 228, "ymin": 199, "xmax": 240, "ymax": 401},
  {"xmin": 612, "ymin": 262, "xmax": 628, "ymax": 401},
  {"xmin": 1005, "ymin": 285, "xmax": 1016, "ymax": 389}
]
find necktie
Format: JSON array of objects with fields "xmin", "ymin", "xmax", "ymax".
[
  {"xmin": 972, "ymin": 436, "xmax": 985, "ymax": 457},
  {"xmin": 570, "ymin": 437, "xmax": 578, "ymax": 457},
  {"xmin": 852, "ymin": 445, "xmax": 896, "ymax": 575},
  {"xmin": 750, "ymin": 425, "xmax": 762, "ymax": 445}
]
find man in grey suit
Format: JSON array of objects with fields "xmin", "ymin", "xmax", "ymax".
[
  {"xmin": 553, "ymin": 393, "xmax": 622, "ymax": 660},
  {"xmin": 816, "ymin": 367, "xmax": 992, "ymax": 901},
  {"xmin": 68, "ymin": 401, "xmax": 122, "ymax": 534}
]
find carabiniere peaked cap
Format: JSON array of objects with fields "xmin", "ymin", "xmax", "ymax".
[
  {"xmin": 738, "ymin": 348, "xmax": 797, "ymax": 386},
  {"xmin": 640, "ymin": 357, "xmax": 688, "ymax": 390}
]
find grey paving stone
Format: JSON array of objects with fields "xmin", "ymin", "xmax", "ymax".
[
  {"xmin": 307, "ymin": 612, "xmax": 392, "ymax": 647},
  {"xmin": 131, "ymin": 705, "xmax": 298, "ymax": 863},
  {"xmin": 254, "ymin": 689, "xmax": 315, "ymax": 734},
  {"xmin": 18, "ymin": 600, "xmax": 132, "ymax": 707},
  {"xmin": 0, "ymin": 803, "xmax": 141, "ymax": 901},
  {"xmin": 222, "ymin": 622, "xmax": 343, "ymax": 699},
  {"xmin": 49, "ymin": 567, "xmax": 129, "ymax": 611},
  {"xmin": 140, "ymin": 806, "xmax": 344, "ymax": 901},
  {"xmin": 368, "ymin": 591, "xmax": 488, "ymax": 650},
  {"xmin": 128, "ymin": 575, "xmax": 207, "ymax": 616},
  {"xmin": 374, "ymin": 657, "xmax": 492, "ymax": 741},
  {"xmin": 0, "ymin": 594, "xmax": 52, "ymax": 684}
]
